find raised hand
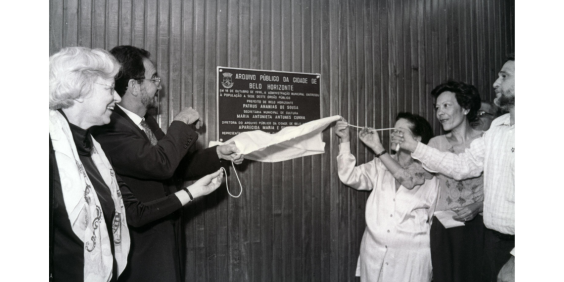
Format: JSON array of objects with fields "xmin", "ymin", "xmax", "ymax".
[
  {"xmin": 359, "ymin": 128, "xmax": 384, "ymax": 152},
  {"xmin": 390, "ymin": 128, "xmax": 418, "ymax": 152},
  {"xmin": 334, "ymin": 119, "xmax": 351, "ymax": 143},
  {"xmin": 174, "ymin": 107, "xmax": 202, "ymax": 128}
]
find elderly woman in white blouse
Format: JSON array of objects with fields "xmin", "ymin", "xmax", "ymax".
[{"xmin": 335, "ymin": 112, "xmax": 439, "ymax": 282}]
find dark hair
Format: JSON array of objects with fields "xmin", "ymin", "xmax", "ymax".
[
  {"xmin": 506, "ymin": 52, "xmax": 517, "ymax": 70},
  {"xmin": 396, "ymin": 112, "xmax": 434, "ymax": 145},
  {"xmin": 506, "ymin": 52, "xmax": 514, "ymax": 61},
  {"xmin": 431, "ymin": 80, "xmax": 482, "ymax": 122},
  {"xmin": 110, "ymin": 45, "xmax": 151, "ymax": 96}
]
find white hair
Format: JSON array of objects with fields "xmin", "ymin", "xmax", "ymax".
[{"xmin": 49, "ymin": 47, "xmax": 120, "ymax": 110}]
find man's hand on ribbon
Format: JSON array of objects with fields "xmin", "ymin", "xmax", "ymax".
[{"xmin": 217, "ymin": 143, "xmax": 244, "ymax": 165}]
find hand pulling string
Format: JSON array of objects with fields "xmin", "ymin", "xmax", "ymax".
[
  {"xmin": 221, "ymin": 161, "xmax": 243, "ymax": 198},
  {"xmin": 346, "ymin": 123, "xmax": 396, "ymax": 131},
  {"xmin": 346, "ymin": 123, "xmax": 401, "ymax": 151}
]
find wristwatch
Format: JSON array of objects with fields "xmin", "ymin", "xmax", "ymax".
[{"xmin": 375, "ymin": 149, "xmax": 387, "ymax": 158}]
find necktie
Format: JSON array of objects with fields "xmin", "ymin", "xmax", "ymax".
[{"xmin": 139, "ymin": 120, "xmax": 158, "ymax": 146}]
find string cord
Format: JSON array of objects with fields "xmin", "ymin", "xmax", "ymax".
[
  {"xmin": 346, "ymin": 123, "xmax": 395, "ymax": 131},
  {"xmin": 346, "ymin": 123, "xmax": 401, "ymax": 150},
  {"xmin": 221, "ymin": 161, "xmax": 243, "ymax": 198}
]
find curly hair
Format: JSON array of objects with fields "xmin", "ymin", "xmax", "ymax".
[
  {"xmin": 396, "ymin": 112, "xmax": 434, "ymax": 144},
  {"xmin": 431, "ymin": 80, "xmax": 482, "ymax": 122},
  {"xmin": 110, "ymin": 45, "xmax": 151, "ymax": 97},
  {"xmin": 49, "ymin": 47, "xmax": 120, "ymax": 110}
]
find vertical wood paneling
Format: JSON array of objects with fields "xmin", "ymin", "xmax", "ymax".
[
  {"xmin": 156, "ymin": 0, "xmax": 170, "ymax": 129},
  {"xmin": 327, "ymin": 0, "xmax": 340, "ymax": 280},
  {"xmin": 119, "ymin": 0, "xmax": 132, "ymax": 45},
  {"xmin": 257, "ymin": 0, "xmax": 273, "ymax": 280},
  {"xmin": 310, "ymin": 0, "xmax": 323, "ymax": 279},
  {"xmin": 249, "ymin": 4, "xmax": 264, "ymax": 278},
  {"xmin": 63, "ymin": 0, "xmax": 79, "ymax": 47},
  {"xmin": 131, "ymin": 0, "xmax": 144, "ymax": 47},
  {"xmin": 290, "ymin": 1, "xmax": 304, "ymax": 281},
  {"xmin": 78, "ymin": 0, "xmax": 92, "ymax": 47},
  {"xmin": 50, "ymin": 0, "xmax": 515, "ymax": 281},
  {"xmin": 106, "ymin": 0, "xmax": 119, "ymax": 49},
  {"xmin": 91, "ymin": 0, "xmax": 106, "ymax": 49},
  {"xmin": 301, "ymin": 1, "xmax": 314, "ymax": 281}
]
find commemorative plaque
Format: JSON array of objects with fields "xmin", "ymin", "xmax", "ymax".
[{"xmin": 217, "ymin": 67, "xmax": 321, "ymax": 142}]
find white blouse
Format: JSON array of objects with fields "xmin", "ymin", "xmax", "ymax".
[{"xmin": 337, "ymin": 142, "xmax": 440, "ymax": 282}]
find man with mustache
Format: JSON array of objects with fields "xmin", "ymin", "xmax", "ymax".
[
  {"xmin": 392, "ymin": 54, "xmax": 515, "ymax": 282},
  {"xmin": 91, "ymin": 45, "xmax": 243, "ymax": 282}
]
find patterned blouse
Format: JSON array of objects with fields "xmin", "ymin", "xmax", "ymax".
[{"xmin": 427, "ymin": 135, "xmax": 484, "ymax": 212}]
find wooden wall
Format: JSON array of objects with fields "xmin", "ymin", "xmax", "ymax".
[{"xmin": 49, "ymin": 0, "xmax": 514, "ymax": 281}]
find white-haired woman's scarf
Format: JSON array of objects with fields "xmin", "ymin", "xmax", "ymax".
[{"xmin": 49, "ymin": 110, "xmax": 130, "ymax": 282}]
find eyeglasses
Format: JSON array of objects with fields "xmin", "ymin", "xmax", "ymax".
[
  {"xmin": 139, "ymin": 77, "xmax": 161, "ymax": 86},
  {"xmin": 95, "ymin": 82, "xmax": 116, "ymax": 94},
  {"xmin": 477, "ymin": 111, "xmax": 494, "ymax": 117}
]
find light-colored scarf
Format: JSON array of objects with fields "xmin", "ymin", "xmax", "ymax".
[{"xmin": 49, "ymin": 110, "xmax": 130, "ymax": 282}]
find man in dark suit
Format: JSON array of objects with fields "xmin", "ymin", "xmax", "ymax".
[{"xmin": 91, "ymin": 45, "xmax": 243, "ymax": 282}]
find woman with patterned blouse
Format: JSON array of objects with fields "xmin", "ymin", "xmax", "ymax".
[{"xmin": 426, "ymin": 81, "xmax": 485, "ymax": 282}]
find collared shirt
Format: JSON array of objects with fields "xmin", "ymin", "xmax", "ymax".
[
  {"xmin": 412, "ymin": 113, "xmax": 514, "ymax": 235},
  {"xmin": 338, "ymin": 142, "xmax": 439, "ymax": 282},
  {"xmin": 117, "ymin": 104, "xmax": 145, "ymax": 131}
]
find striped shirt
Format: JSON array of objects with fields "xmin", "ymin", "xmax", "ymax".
[{"xmin": 412, "ymin": 114, "xmax": 514, "ymax": 235}]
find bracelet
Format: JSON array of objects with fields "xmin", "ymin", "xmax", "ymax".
[
  {"xmin": 375, "ymin": 149, "xmax": 387, "ymax": 158},
  {"xmin": 183, "ymin": 187, "xmax": 194, "ymax": 201}
]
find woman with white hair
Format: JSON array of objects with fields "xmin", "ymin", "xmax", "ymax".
[{"xmin": 49, "ymin": 47, "xmax": 223, "ymax": 281}]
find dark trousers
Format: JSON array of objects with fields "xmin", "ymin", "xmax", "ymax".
[
  {"xmin": 482, "ymin": 227, "xmax": 515, "ymax": 282},
  {"xmin": 430, "ymin": 214, "xmax": 485, "ymax": 282}
]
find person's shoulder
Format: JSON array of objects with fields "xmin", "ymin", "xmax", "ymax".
[
  {"xmin": 490, "ymin": 113, "xmax": 511, "ymax": 127},
  {"xmin": 91, "ymin": 110, "xmax": 129, "ymax": 136}
]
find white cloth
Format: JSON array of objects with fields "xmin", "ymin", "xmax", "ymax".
[
  {"xmin": 433, "ymin": 210, "xmax": 465, "ymax": 228},
  {"xmin": 338, "ymin": 142, "xmax": 439, "ymax": 282},
  {"xmin": 49, "ymin": 110, "xmax": 130, "ymax": 282},
  {"xmin": 412, "ymin": 113, "xmax": 514, "ymax": 235},
  {"xmin": 211, "ymin": 115, "xmax": 341, "ymax": 162}
]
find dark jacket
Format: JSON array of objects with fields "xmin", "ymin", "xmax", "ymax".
[{"xmin": 91, "ymin": 106, "xmax": 221, "ymax": 282}]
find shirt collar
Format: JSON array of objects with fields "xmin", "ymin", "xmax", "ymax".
[
  {"xmin": 494, "ymin": 113, "xmax": 512, "ymax": 127},
  {"xmin": 117, "ymin": 104, "xmax": 144, "ymax": 126}
]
